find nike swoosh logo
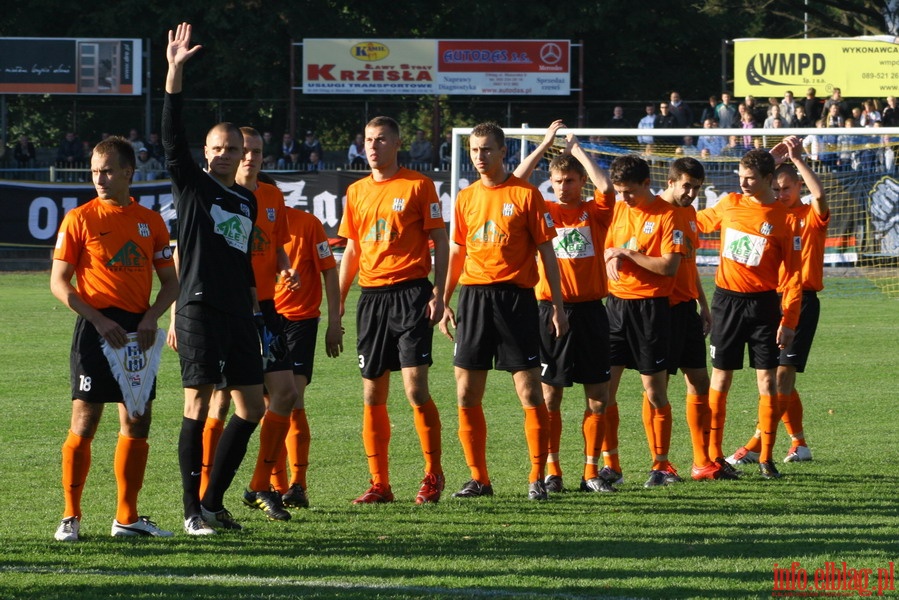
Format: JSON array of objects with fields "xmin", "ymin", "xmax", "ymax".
[
  {"xmin": 99, "ymin": 231, "xmax": 111, "ymax": 236},
  {"xmin": 263, "ymin": 459, "xmax": 276, "ymax": 465},
  {"xmin": 194, "ymin": 292, "xmax": 203, "ymax": 296},
  {"xmin": 786, "ymin": 353, "xmax": 798, "ymax": 358},
  {"xmin": 655, "ymin": 359, "xmax": 665, "ymax": 364},
  {"xmin": 528, "ymin": 355, "xmax": 538, "ymax": 361},
  {"xmin": 190, "ymin": 471, "xmax": 201, "ymax": 477},
  {"xmin": 420, "ymin": 353, "xmax": 430, "ymax": 358},
  {"xmin": 293, "ymin": 362, "xmax": 304, "ymax": 367}
]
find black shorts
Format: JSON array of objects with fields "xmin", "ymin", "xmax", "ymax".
[
  {"xmin": 70, "ymin": 307, "xmax": 156, "ymax": 404},
  {"xmin": 282, "ymin": 316, "xmax": 319, "ymax": 382},
  {"xmin": 779, "ymin": 291, "xmax": 820, "ymax": 372},
  {"xmin": 539, "ymin": 299, "xmax": 611, "ymax": 387},
  {"xmin": 709, "ymin": 287, "xmax": 780, "ymax": 371},
  {"xmin": 356, "ymin": 278, "xmax": 434, "ymax": 380},
  {"xmin": 607, "ymin": 295, "xmax": 670, "ymax": 375},
  {"xmin": 175, "ymin": 301, "xmax": 264, "ymax": 388},
  {"xmin": 259, "ymin": 299, "xmax": 291, "ymax": 374},
  {"xmin": 668, "ymin": 299, "xmax": 708, "ymax": 375},
  {"xmin": 453, "ymin": 284, "xmax": 541, "ymax": 372}
]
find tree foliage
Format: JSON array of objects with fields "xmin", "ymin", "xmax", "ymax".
[{"xmin": 1, "ymin": 1, "xmax": 894, "ymax": 149}]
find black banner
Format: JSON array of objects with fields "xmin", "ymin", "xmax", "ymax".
[{"xmin": 0, "ymin": 171, "xmax": 456, "ymax": 247}]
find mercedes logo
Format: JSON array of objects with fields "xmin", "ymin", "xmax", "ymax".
[{"xmin": 540, "ymin": 43, "xmax": 562, "ymax": 65}]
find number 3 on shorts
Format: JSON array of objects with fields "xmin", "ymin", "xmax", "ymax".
[{"xmin": 358, "ymin": 354, "xmax": 365, "ymax": 369}]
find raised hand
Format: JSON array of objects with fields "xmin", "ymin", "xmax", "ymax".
[{"xmin": 167, "ymin": 22, "xmax": 202, "ymax": 67}]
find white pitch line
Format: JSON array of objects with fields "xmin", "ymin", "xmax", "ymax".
[{"xmin": 0, "ymin": 564, "xmax": 645, "ymax": 600}]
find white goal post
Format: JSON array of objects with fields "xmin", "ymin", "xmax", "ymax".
[{"xmin": 449, "ymin": 125, "xmax": 899, "ymax": 296}]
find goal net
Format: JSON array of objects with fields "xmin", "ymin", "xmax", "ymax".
[{"xmin": 449, "ymin": 125, "xmax": 899, "ymax": 298}]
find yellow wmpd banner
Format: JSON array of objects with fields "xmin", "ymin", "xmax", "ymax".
[{"xmin": 734, "ymin": 37, "xmax": 899, "ymax": 97}]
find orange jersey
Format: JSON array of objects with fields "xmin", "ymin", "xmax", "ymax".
[
  {"xmin": 274, "ymin": 207, "xmax": 337, "ymax": 321},
  {"xmin": 535, "ymin": 191, "xmax": 615, "ymax": 302},
  {"xmin": 250, "ymin": 182, "xmax": 290, "ymax": 301},
  {"xmin": 669, "ymin": 204, "xmax": 701, "ymax": 305},
  {"xmin": 696, "ymin": 193, "xmax": 801, "ymax": 329},
  {"xmin": 780, "ymin": 202, "xmax": 829, "ymax": 292},
  {"xmin": 338, "ymin": 167, "xmax": 443, "ymax": 288},
  {"xmin": 54, "ymin": 198, "xmax": 174, "ymax": 313},
  {"xmin": 604, "ymin": 196, "xmax": 685, "ymax": 299},
  {"xmin": 453, "ymin": 175, "xmax": 556, "ymax": 288}
]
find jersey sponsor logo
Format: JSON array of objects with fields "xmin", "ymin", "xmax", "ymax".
[
  {"xmin": 502, "ymin": 203, "xmax": 513, "ymax": 217},
  {"xmin": 107, "ymin": 241, "xmax": 147, "ymax": 269},
  {"xmin": 316, "ymin": 240, "xmax": 332, "ymax": 259},
  {"xmin": 760, "ymin": 221, "xmax": 773, "ymax": 235},
  {"xmin": 211, "ymin": 205, "xmax": 253, "ymax": 252},
  {"xmin": 392, "ymin": 197, "xmax": 405, "ymax": 212},
  {"xmin": 251, "ymin": 224, "xmax": 271, "ymax": 254},
  {"xmin": 137, "ymin": 223, "xmax": 150, "ymax": 238},
  {"xmin": 722, "ymin": 227, "xmax": 767, "ymax": 267},
  {"xmin": 543, "ymin": 211, "xmax": 555, "ymax": 228},
  {"xmin": 363, "ymin": 218, "xmax": 398, "ymax": 242},
  {"xmin": 429, "ymin": 202, "xmax": 441, "ymax": 220},
  {"xmin": 553, "ymin": 226, "xmax": 594, "ymax": 259},
  {"xmin": 470, "ymin": 220, "xmax": 507, "ymax": 244},
  {"xmin": 266, "ymin": 207, "xmax": 276, "ymax": 222},
  {"xmin": 643, "ymin": 221, "xmax": 656, "ymax": 235},
  {"xmin": 673, "ymin": 229, "xmax": 684, "ymax": 246}
]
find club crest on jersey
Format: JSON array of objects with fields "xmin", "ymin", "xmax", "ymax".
[
  {"xmin": 543, "ymin": 212, "xmax": 555, "ymax": 228},
  {"xmin": 267, "ymin": 208, "xmax": 276, "ymax": 222},
  {"xmin": 503, "ymin": 203, "xmax": 514, "ymax": 217},
  {"xmin": 643, "ymin": 221, "xmax": 655, "ymax": 235},
  {"xmin": 673, "ymin": 229, "xmax": 684, "ymax": 245},
  {"xmin": 240, "ymin": 203, "xmax": 251, "ymax": 218},
  {"xmin": 760, "ymin": 221, "xmax": 773, "ymax": 235},
  {"xmin": 392, "ymin": 198, "xmax": 405, "ymax": 212},
  {"xmin": 138, "ymin": 223, "xmax": 150, "ymax": 238}
]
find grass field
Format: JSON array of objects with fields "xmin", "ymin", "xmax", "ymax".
[{"xmin": 0, "ymin": 271, "xmax": 896, "ymax": 599}]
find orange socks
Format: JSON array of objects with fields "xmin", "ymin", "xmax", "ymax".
[
  {"xmin": 458, "ymin": 405, "xmax": 489, "ymax": 485},
  {"xmin": 641, "ymin": 393, "xmax": 654, "ymax": 459},
  {"xmin": 114, "ymin": 434, "xmax": 148, "ymax": 525},
  {"xmin": 546, "ymin": 409, "xmax": 563, "ymax": 477},
  {"xmin": 280, "ymin": 408, "xmax": 310, "ymax": 490},
  {"xmin": 250, "ymin": 411, "xmax": 290, "ymax": 491},
  {"xmin": 199, "ymin": 417, "xmax": 224, "ymax": 499},
  {"xmin": 523, "ymin": 404, "xmax": 549, "ymax": 483},
  {"xmin": 650, "ymin": 403, "xmax": 673, "ymax": 470},
  {"xmin": 412, "ymin": 398, "xmax": 442, "ymax": 475},
  {"xmin": 782, "ymin": 389, "xmax": 806, "ymax": 447},
  {"xmin": 601, "ymin": 403, "xmax": 621, "ymax": 472},
  {"xmin": 707, "ymin": 389, "xmax": 729, "ymax": 460},
  {"xmin": 686, "ymin": 394, "xmax": 711, "ymax": 467},
  {"xmin": 363, "ymin": 403, "xmax": 391, "ymax": 486},
  {"xmin": 758, "ymin": 394, "xmax": 787, "ymax": 463},
  {"xmin": 61, "ymin": 430, "xmax": 92, "ymax": 520},
  {"xmin": 582, "ymin": 410, "xmax": 605, "ymax": 480}
]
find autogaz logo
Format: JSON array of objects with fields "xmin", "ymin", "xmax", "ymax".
[
  {"xmin": 351, "ymin": 42, "xmax": 390, "ymax": 62},
  {"xmin": 745, "ymin": 51, "xmax": 826, "ymax": 86}
]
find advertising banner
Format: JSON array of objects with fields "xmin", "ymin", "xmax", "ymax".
[
  {"xmin": 0, "ymin": 38, "xmax": 142, "ymax": 95},
  {"xmin": 0, "ymin": 171, "xmax": 458, "ymax": 247},
  {"xmin": 734, "ymin": 37, "xmax": 899, "ymax": 97},
  {"xmin": 303, "ymin": 39, "xmax": 570, "ymax": 95}
]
